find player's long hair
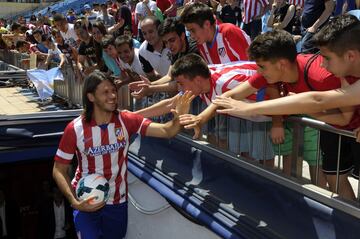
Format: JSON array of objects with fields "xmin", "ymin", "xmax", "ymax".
[{"xmin": 82, "ymin": 71, "xmax": 117, "ymax": 123}]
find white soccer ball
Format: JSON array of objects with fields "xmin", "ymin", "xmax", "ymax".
[{"xmin": 75, "ymin": 173, "xmax": 110, "ymax": 204}]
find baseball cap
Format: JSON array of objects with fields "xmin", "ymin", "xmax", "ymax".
[{"xmin": 83, "ymin": 4, "xmax": 91, "ymax": 10}]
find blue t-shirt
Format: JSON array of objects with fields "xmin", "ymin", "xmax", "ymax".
[
  {"xmin": 102, "ymin": 50, "xmax": 121, "ymax": 77},
  {"xmin": 301, "ymin": 0, "xmax": 326, "ymax": 29},
  {"xmin": 67, "ymin": 15, "xmax": 77, "ymax": 23},
  {"xmin": 334, "ymin": 0, "xmax": 356, "ymax": 16},
  {"xmin": 348, "ymin": 9, "xmax": 360, "ymax": 20},
  {"xmin": 132, "ymin": 39, "xmax": 141, "ymax": 49},
  {"xmin": 37, "ymin": 43, "xmax": 48, "ymax": 53}
]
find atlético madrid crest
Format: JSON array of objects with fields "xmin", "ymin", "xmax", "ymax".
[
  {"xmin": 115, "ymin": 128, "xmax": 125, "ymax": 141},
  {"xmin": 218, "ymin": 47, "xmax": 226, "ymax": 57}
]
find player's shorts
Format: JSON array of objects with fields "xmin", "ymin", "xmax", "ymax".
[
  {"xmin": 73, "ymin": 202, "xmax": 128, "ymax": 239},
  {"xmin": 320, "ymin": 130, "xmax": 360, "ymax": 179},
  {"xmin": 273, "ymin": 122, "xmax": 321, "ymax": 166}
]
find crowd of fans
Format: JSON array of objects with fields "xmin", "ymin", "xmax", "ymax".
[
  {"xmin": 0, "ymin": 0, "xmax": 358, "ymax": 72},
  {"xmin": 1, "ymin": 0, "xmax": 360, "ymax": 237}
]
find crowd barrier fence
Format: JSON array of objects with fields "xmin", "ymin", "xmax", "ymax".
[{"xmin": 1, "ymin": 49, "xmax": 359, "ymax": 217}]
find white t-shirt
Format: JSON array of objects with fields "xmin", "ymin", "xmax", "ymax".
[
  {"xmin": 138, "ymin": 41, "xmax": 171, "ymax": 77},
  {"xmin": 135, "ymin": 1, "xmax": 157, "ymax": 29},
  {"xmin": 120, "ymin": 48, "xmax": 146, "ymax": 77},
  {"xmin": 60, "ymin": 23, "xmax": 78, "ymax": 48},
  {"xmin": 49, "ymin": 45, "xmax": 63, "ymax": 63},
  {"xmin": 87, "ymin": 12, "xmax": 99, "ymax": 24}
]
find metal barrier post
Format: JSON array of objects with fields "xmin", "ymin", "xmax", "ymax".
[
  {"xmin": 277, "ymin": 144, "xmax": 282, "ymax": 171},
  {"xmin": 335, "ymin": 135, "xmax": 342, "ymax": 194},
  {"xmin": 228, "ymin": 116, "xmax": 241, "ymax": 154},
  {"xmin": 55, "ymin": 64, "xmax": 71, "ymax": 106},
  {"xmin": 250, "ymin": 122, "xmax": 254, "ymax": 158},
  {"xmin": 315, "ymin": 130, "xmax": 321, "ymax": 186},
  {"xmin": 291, "ymin": 122, "xmax": 304, "ymax": 178},
  {"xmin": 263, "ymin": 122, "xmax": 267, "ymax": 162},
  {"xmin": 358, "ymin": 171, "xmax": 360, "ymax": 202}
]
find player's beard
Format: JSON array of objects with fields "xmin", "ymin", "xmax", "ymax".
[{"xmin": 94, "ymin": 99, "xmax": 118, "ymax": 113}]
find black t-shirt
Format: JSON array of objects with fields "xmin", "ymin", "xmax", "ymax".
[
  {"xmin": 78, "ymin": 38, "xmax": 102, "ymax": 66},
  {"xmin": 114, "ymin": 5, "xmax": 132, "ymax": 37},
  {"xmin": 273, "ymin": 4, "xmax": 296, "ymax": 33},
  {"xmin": 301, "ymin": 0, "xmax": 326, "ymax": 29},
  {"xmin": 57, "ymin": 42, "xmax": 74, "ymax": 62},
  {"xmin": 171, "ymin": 38, "xmax": 200, "ymax": 65},
  {"xmin": 220, "ymin": 5, "xmax": 242, "ymax": 26}
]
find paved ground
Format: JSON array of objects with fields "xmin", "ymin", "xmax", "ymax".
[
  {"xmin": 0, "ymin": 87, "xmax": 41, "ymax": 115},
  {"xmin": 0, "ymin": 87, "xmax": 60, "ymax": 116}
]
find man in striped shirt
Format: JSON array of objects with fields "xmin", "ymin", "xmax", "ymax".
[
  {"xmin": 180, "ymin": 2, "xmax": 251, "ymax": 64},
  {"xmin": 53, "ymin": 71, "xmax": 194, "ymax": 239},
  {"xmin": 174, "ymin": 54, "xmax": 275, "ymax": 163},
  {"xmin": 242, "ymin": 0, "xmax": 269, "ymax": 40}
]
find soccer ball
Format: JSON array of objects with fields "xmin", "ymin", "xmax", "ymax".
[{"xmin": 75, "ymin": 173, "xmax": 110, "ymax": 204}]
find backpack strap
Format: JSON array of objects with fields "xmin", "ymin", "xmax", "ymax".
[{"xmin": 303, "ymin": 52, "xmax": 320, "ymax": 91}]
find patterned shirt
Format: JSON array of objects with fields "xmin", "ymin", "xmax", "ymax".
[{"xmin": 199, "ymin": 61, "xmax": 262, "ymax": 105}]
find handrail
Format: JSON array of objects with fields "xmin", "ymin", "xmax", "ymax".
[
  {"xmin": 287, "ymin": 116, "xmax": 355, "ymax": 138},
  {"xmin": 1, "ymin": 49, "xmax": 359, "ymax": 216}
]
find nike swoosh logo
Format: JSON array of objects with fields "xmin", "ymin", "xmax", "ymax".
[{"xmin": 83, "ymin": 137, "xmax": 92, "ymax": 143}]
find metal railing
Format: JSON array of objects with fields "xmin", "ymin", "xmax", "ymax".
[
  {"xmin": 55, "ymin": 63, "xmax": 83, "ymax": 108},
  {"xmin": 188, "ymin": 89, "xmax": 360, "ymax": 205},
  {"xmin": 0, "ymin": 50, "xmax": 30, "ymax": 70},
  {"xmin": 1, "ymin": 49, "xmax": 359, "ymax": 216}
]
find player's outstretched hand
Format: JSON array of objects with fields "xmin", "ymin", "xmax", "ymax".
[{"xmin": 171, "ymin": 91, "xmax": 195, "ymax": 118}]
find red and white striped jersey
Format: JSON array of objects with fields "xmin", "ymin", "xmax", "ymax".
[
  {"xmin": 199, "ymin": 61, "xmax": 264, "ymax": 105},
  {"xmin": 242, "ymin": 0, "xmax": 269, "ymax": 24},
  {"xmin": 288, "ymin": 0, "xmax": 305, "ymax": 7},
  {"xmin": 41, "ymin": 24, "xmax": 51, "ymax": 35},
  {"xmin": 54, "ymin": 111, "xmax": 151, "ymax": 205},
  {"xmin": 198, "ymin": 23, "xmax": 251, "ymax": 64}
]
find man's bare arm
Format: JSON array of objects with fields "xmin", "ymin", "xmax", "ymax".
[
  {"xmin": 145, "ymin": 92, "xmax": 194, "ymax": 138},
  {"xmin": 215, "ymin": 81, "xmax": 360, "ymax": 116},
  {"xmin": 308, "ymin": 0, "xmax": 335, "ymax": 33},
  {"xmin": 136, "ymin": 95, "xmax": 177, "ymax": 118},
  {"xmin": 151, "ymin": 65, "xmax": 173, "ymax": 85}
]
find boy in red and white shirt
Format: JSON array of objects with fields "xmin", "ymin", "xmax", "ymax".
[
  {"xmin": 180, "ymin": 2, "xmax": 251, "ymax": 64},
  {"xmin": 180, "ymin": 3, "xmax": 265, "ymax": 155}
]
